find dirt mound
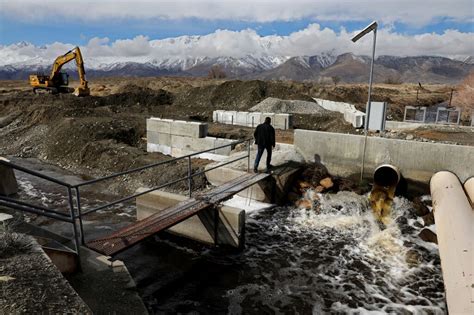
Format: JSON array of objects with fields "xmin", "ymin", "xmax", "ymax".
[
  {"xmin": 250, "ymin": 97, "xmax": 327, "ymax": 114},
  {"xmin": 452, "ymin": 71, "xmax": 474, "ymax": 121},
  {"xmin": 173, "ymin": 80, "xmax": 314, "ymax": 112}
]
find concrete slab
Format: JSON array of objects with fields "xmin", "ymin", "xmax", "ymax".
[{"xmin": 136, "ymin": 189, "xmax": 244, "ymax": 247}]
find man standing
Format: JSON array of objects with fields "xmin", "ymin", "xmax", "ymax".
[{"xmin": 253, "ymin": 117, "xmax": 275, "ymax": 173}]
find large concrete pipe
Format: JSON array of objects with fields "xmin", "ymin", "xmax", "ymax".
[
  {"xmin": 430, "ymin": 171, "xmax": 473, "ymax": 314},
  {"xmin": 464, "ymin": 176, "xmax": 474, "ymax": 207},
  {"xmin": 373, "ymin": 164, "xmax": 400, "ymax": 188},
  {"xmin": 370, "ymin": 164, "xmax": 400, "ymax": 224}
]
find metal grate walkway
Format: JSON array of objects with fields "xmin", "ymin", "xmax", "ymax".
[{"xmin": 86, "ymin": 172, "xmax": 269, "ymax": 256}]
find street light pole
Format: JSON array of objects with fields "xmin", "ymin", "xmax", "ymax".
[
  {"xmin": 351, "ymin": 21, "xmax": 378, "ymax": 182},
  {"xmin": 360, "ymin": 27, "xmax": 377, "ymax": 182}
]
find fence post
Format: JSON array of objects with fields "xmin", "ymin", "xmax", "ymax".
[
  {"xmin": 67, "ymin": 187, "xmax": 81, "ymax": 262},
  {"xmin": 187, "ymin": 156, "xmax": 192, "ymax": 198},
  {"xmin": 75, "ymin": 187, "xmax": 85, "ymax": 245}
]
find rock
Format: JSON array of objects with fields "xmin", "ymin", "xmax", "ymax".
[
  {"xmin": 418, "ymin": 228, "xmax": 438, "ymax": 244},
  {"xmin": 298, "ymin": 180, "xmax": 311, "ymax": 189},
  {"xmin": 412, "ymin": 197, "xmax": 430, "ymax": 216},
  {"xmin": 405, "ymin": 134, "xmax": 414, "ymax": 140},
  {"xmin": 405, "ymin": 249, "xmax": 421, "ymax": 267},
  {"xmin": 315, "ymin": 186, "xmax": 325, "ymax": 193},
  {"xmin": 319, "ymin": 177, "xmax": 334, "ymax": 189},
  {"xmin": 422, "ymin": 211, "xmax": 435, "ymax": 226},
  {"xmin": 295, "ymin": 199, "xmax": 312, "ymax": 209}
]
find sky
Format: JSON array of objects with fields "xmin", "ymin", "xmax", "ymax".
[{"xmin": 0, "ymin": 0, "xmax": 473, "ymax": 60}]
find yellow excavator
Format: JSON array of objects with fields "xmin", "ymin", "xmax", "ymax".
[{"xmin": 29, "ymin": 46, "xmax": 90, "ymax": 96}]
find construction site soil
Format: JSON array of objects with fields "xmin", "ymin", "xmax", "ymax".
[{"xmin": 0, "ymin": 77, "xmax": 471, "ymax": 191}]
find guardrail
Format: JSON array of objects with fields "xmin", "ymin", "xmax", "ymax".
[{"xmin": 0, "ymin": 138, "xmax": 252, "ymax": 260}]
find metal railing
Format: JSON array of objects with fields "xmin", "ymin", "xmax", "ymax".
[{"xmin": 0, "ymin": 138, "xmax": 252, "ymax": 259}]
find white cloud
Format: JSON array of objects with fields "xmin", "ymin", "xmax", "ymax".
[
  {"xmin": 0, "ymin": 0, "xmax": 472, "ymax": 26},
  {"xmin": 1, "ymin": 25, "xmax": 472, "ymax": 67}
]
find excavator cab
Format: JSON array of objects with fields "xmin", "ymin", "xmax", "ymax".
[{"xmin": 29, "ymin": 47, "xmax": 89, "ymax": 97}]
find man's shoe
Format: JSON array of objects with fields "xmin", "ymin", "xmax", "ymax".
[{"xmin": 253, "ymin": 168, "xmax": 258, "ymax": 173}]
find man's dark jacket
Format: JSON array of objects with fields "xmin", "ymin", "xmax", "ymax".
[{"xmin": 254, "ymin": 123, "xmax": 275, "ymax": 147}]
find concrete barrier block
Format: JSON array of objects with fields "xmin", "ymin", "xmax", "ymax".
[
  {"xmin": 171, "ymin": 121, "xmax": 208, "ymax": 138},
  {"xmin": 236, "ymin": 112, "xmax": 249, "ymax": 125},
  {"xmin": 171, "ymin": 135, "xmax": 216, "ymax": 151},
  {"xmin": 147, "ymin": 118, "xmax": 172, "ymax": 134},
  {"xmin": 213, "ymin": 110, "xmax": 225, "ymax": 123},
  {"xmin": 147, "ymin": 130, "xmax": 171, "ymax": 146},
  {"xmin": 274, "ymin": 114, "xmax": 292, "ymax": 130},
  {"xmin": 222, "ymin": 111, "xmax": 237, "ymax": 125},
  {"xmin": 0, "ymin": 159, "xmax": 18, "ymax": 196},
  {"xmin": 247, "ymin": 112, "xmax": 261, "ymax": 128}
]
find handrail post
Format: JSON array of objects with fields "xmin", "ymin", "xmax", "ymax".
[
  {"xmin": 67, "ymin": 187, "xmax": 81, "ymax": 262},
  {"xmin": 187, "ymin": 156, "xmax": 192, "ymax": 198},
  {"xmin": 247, "ymin": 139, "xmax": 251, "ymax": 173},
  {"xmin": 75, "ymin": 187, "xmax": 85, "ymax": 245}
]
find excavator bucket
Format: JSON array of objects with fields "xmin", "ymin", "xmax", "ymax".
[{"xmin": 73, "ymin": 86, "xmax": 90, "ymax": 97}]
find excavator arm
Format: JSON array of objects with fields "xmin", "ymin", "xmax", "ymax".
[
  {"xmin": 29, "ymin": 46, "xmax": 89, "ymax": 96},
  {"xmin": 50, "ymin": 47, "xmax": 89, "ymax": 96}
]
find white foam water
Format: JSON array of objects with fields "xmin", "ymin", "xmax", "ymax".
[{"xmin": 224, "ymin": 191, "xmax": 445, "ymax": 314}]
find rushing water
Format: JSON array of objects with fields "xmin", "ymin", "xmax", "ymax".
[
  {"xmin": 6, "ymin": 158, "xmax": 446, "ymax": 314},
  {"xmin": 122, "ymin": 191, "xmax": 446, "ymax": 314}
]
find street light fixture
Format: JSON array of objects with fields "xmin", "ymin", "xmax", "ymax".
[{"xmin": 352, "ymin": 21, "xmax": 378, "ymax": 182}]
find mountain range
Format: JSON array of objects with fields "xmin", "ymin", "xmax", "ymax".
[{"xmin": 0, "ymin": 41, "xmax": 472, "ymax": 84}]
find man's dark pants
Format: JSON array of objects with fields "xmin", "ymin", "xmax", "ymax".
[{"xmin": 254, "ymin": 145, "xmax": 272, "ymax": 171}]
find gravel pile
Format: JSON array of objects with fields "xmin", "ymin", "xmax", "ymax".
[{"xmin": 250, "ymin": 97, "xmax": 328, "ymax": 114}]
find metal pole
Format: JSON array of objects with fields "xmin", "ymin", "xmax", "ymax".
[
  {"xmin": 247, "ymin": 139, "xmax": 251, "ymax": 173},
  {"xmin": 360, "ymin": 28, "xmax": 377, "ymax": 182},
  {"xmin": 75, "ymin": 187, "xmax": 85, "ymax": 245},
  {"xmin": 67, "ymin": 187, "xmax": 81, "ymax": 261},
  {"xmin": 187, "ymin": 156, "xmax": 192, "ymax": 198}
]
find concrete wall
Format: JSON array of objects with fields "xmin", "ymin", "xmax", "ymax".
[
  {"xmin": 146, "ymin": 118, "xmax": 236, "ymax": 160},
  {"xmin": 313, "ymin": 98, "xmax": 364, "ymax": 128},
  {"xmin": 213, "ymin": 110, "xmax": 292, "ymax": 130},
  {"xmin": 136, "ymin": 189, "xmax": 245, "ymax": 247},
  {"xmin": 386, "ymin": 120, "xmax": 474, "ymax": 131},
  {"xmin": 294, "ymin": 129, "xmax": 474, "ymax": 182}
]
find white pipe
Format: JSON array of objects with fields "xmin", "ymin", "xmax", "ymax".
[
  {"xmin": 464, "ymin": 177, "xmax": 474, "ymax": 207},
  {"xmin": 430, "ymin": 171, "xmax": 473, "ymax": 314}
]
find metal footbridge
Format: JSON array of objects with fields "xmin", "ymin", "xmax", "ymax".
[{"xmin": 0, "ymin": 139, "xmax": 269, "ymax": 260}]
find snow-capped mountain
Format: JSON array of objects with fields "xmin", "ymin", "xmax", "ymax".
[{"xmin": 0, "ymin": 41, "xmax": 472, "ymax": 83}]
